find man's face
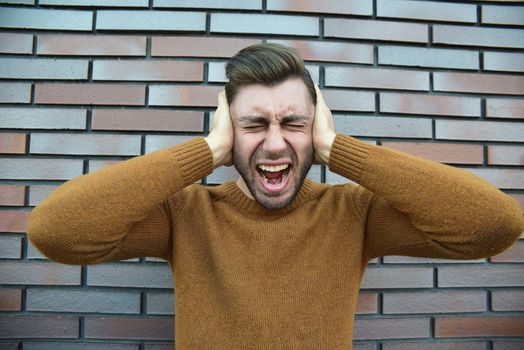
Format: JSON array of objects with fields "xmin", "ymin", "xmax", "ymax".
[{"xmin": 230, "ymin": 78, "xmax": 315, "ymax": 210}]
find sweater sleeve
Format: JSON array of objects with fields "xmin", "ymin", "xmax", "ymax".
[
  {"xmin": 28, "ymin": 138, "xmax": 214, "ymax": 265},
  {"xmin": 329, "ymin": 134, "xmax": 524, "ymax": 261}
]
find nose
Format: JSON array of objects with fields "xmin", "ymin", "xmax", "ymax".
[{"xmin": 262, "ymin": 125, "xmax": 287, "ymax": 155}]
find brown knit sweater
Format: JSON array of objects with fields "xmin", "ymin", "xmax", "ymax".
[{"xmin": 28, "ymin": 134, "xmax": 523, "ymax": 349}]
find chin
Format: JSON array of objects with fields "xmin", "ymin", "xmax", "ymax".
[{"xmin": 253, "ymin": 191, "xmax": 295, "ymax": 210}]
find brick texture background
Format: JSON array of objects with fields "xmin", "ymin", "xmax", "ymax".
[{"xmin": 0, "ymin": 0, "xmax": 523, "ymax": 349}]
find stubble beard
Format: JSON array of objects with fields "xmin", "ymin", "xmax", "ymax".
[{"xmin": 233, "ymin": 145, "xmax": 313, "ymax": 210}]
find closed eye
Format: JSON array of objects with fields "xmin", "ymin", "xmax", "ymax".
[
  {"xmin": 242, "ymin": 124, "xmax": 265, "ymax": 131},
  {"xmin": 284, "ymin": 123, "xmax": 306, "ymax": 131}
]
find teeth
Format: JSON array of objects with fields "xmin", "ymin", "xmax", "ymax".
[{"xmin": 258, "ymin": 164, "xmax": 289, "ymax": 172}]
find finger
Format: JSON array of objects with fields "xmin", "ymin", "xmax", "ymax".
[
  {"xmin": 218, "ymin": 90, "xmax": 228, "ymax": 106},
  {"xmin": 314, "ymin": 85, "xmax": 326, "ymax": 106}
]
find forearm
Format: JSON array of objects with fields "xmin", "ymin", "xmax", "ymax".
[
  {"xmin": 329, "ymin": 134, "xmax": 523, "ymax": 258},
  {"xmin": 28, "ymin": 138, "xmax": 213, "ymax": 264}
]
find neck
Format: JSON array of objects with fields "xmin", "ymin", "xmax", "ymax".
[{"xmin": 236, "ymin": 177, "xmax": 254, "ymax": 199}]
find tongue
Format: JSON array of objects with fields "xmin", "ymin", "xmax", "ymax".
[{"xmin": 264, "ymin": 170, "xmax": 284, "ymax": 179}]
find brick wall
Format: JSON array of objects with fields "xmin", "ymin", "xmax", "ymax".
[{"xmin": 0, "ymin": 0, "xmax": 523, "ymax": 349}]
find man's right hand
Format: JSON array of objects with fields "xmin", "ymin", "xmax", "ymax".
[{"xmin": 204, "ymin": 91, "xmax": 234, "ymax": 169}]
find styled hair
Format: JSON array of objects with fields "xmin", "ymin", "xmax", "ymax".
[{"xmin": 225, "ymin": 43, "xmax": 317, "ymax": 105}]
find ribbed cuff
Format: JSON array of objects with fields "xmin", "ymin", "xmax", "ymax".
[
  {"xmin": 171, "ymin": 137, "xmax": 214, "ymax": 187},
  {"xmin": 328, "ymin": 134, "xmax": 374, "ymax": 183}
]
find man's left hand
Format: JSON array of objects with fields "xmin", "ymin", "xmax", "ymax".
[{"xmin": 313, "ymin": 86, "xmax": 337, "ymax": 165}]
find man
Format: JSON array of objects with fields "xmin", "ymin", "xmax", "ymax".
[{"xmin": 29, "ymin": 43, "xmax": 523, "ymax": 349}]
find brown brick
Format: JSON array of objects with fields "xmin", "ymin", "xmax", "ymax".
[
  {"xmin": 325, "ymin": 18, "xmax": 427, "ymax": 43},
  {"xmin": 152, "ymin": 36, "xmax": 260, "ymax": 57},
  {"xmin": 466, "ymin": 168, "xmax": 523, "ymax": 190},
  {"xmin": 30, "ymin": 133, "xmax": 142, "ymax": 156},
  {"xmin": 383, "ymin": 291, "xmax": 486, "ymax": 314},
  {"xmin": 0, "ymin": 236, "xmax": 22, "ymax": 259},
  {"xmin": 29, "ymin": 185, "xmax": 59, "ymax": 206},
  {"xmin": 382, "ymin": 142, "xmax": 483, "ymax": 165},
  {"xmin": 322, "ymin": 89, "xmax": 375, "ymax": 112},
  {"xmin": 0, "ymin": 288, "xmax": 22, "ymax": 311},
  {"xmin": 491, "ymin": 240, "xmax": 524, "ymax": 263},
  {"xmin": 87, "ymin": 263, "xmax": 173, "ymax": 288},
  {"xmin": 0, "ymin": 133, "xmax": 26, "ymax": 154},
  {"xmin": 435, "ymin": 316, "xmax": 524, "ymax": 337},
  {"xmin": 334, "ymin": 115, "xmax": 432, "ymax": 139},
  {"xmin": 383, "ymin": 341, "xmax": 486, "ymax": 350},
  {"xmin": 93, "ymin": 60, "xmax": 203, "ymax": 82},
  {"xmin": 0, "ymin": 108, "xmax": 87, "ymax": 129},
  {"xmin": 0, "ymin": 316, "xmax": 79, "ymax": 338},
  {"xmin": 486, "ymin": 99, "xmax": 524, "ymax": 119},
  {"xmin": 377, "ymin": 0, "xmax": 476, "ymax": 23},
  {"xmin": 380, "ymin": 92, "xmax": 480, "ymax": 117},
  {"xmin": 482, "ymin": 5, "xmax": 524, "ymax": 26},
  {"xmin": 0, "ymin": 261, "xmax": 81, "ymax": 285},
  {"xmin": 269, "ymin": 39, "xmax": 373, "ymax": 64},
  {"xmin": 35, "ymin": 83, "xmax": 145, "ymax": 106},
  {"xmin": 433, "ymin": 25, "xmax": 524, "ymax": 49},
  {"xmin": 356, "ymin": 292, "xmax": 377, "ymax": 314},
  {"xmin": 146, "ymin": 292, "xmax": 174, "ymax": 315},
  {"xmin": 84, "ymin": 316, "xmax": 173, "ymax": 340},
  {"xmin": 0, "ymin": 210, "xmax": 29, "ymax": 233},
  {"xmin": 27, "ymin": 288, "xmax": 141, "ymax": 314},
  {"xmin": 326, "ymin": 67, "xmax": 428, "ymax": 91},
  {"xmin": 493, "ymin": 341, "xmax": 524, "ymax": 350},
  {"xmin": 38, "ymin": 34, "xmax": 147, "ymax": 56},
  {"xmin": 436, "ymin": 120, "xmax": 524, "ymax": 142},
  {"xmin": 484, "ymin": 52, "xmax": 524, "ymax": 73},
  {"xmin": 149, "ymin": 85, "xmax": 223, "ymax": 107},
  {"xmin": 354, "ymin": 317, "xmax": 429, "ymax": 340},
  {"xmin": 492, "ymin": 290, "xmax": 524, "ymax": 311},
  {"xmin": 0, "ymin": 185, "xmax": 25, "ymax": 206},
  {"xmin": 0, "ymin": 83, "xmax": 31, "ymax": 104},
  {"xmin": 0, "ymin": 159, "xmax": 83, "ymax": 180},
  {"xmin": 438, "ymin": 266, "xmax": 524, "ymax": 287},
  {"xmin": 0, "ymin": 33, "xmax": 33, "ymax": 54},
  {"xmin": 267, "ymin": 0, "xmax": 372, "ymax": 15},
  {"xmin": 23, "ymin": 342, "xmax": 139, "ymax": 350},
  {"xmin": 361, "ymin": 267, "xmax": 433, "ymax": 289},
  {"xmin": 92, "ymin": 109, "xmax": 204, "ymax": 132},
  {"xmin": 434, "ymin": 72, "xmax": 524, "ymax": 95},
  {"xmin": 487, "ymin": 145, "xmax": 524, "ymax": 166}
]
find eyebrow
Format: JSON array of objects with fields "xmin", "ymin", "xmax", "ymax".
[
  {"xmin": 237, "ymin": 116, "xmax": 268, "ymax": 124},
  {"xmin": 280, "ymin": 115, "xmax": 309, "ymax": 124}
]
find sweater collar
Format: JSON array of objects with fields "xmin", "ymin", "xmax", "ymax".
[{"xmin": 220, "ymin": 178, "xmax": 314, "ymax": 216}]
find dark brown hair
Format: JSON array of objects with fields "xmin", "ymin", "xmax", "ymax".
[{"xmin": 225, "ymin": 43, "xmax": 317, "ymax": 105}]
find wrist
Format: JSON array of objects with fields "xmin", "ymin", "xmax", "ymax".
[
  {"xmin": 316, "ymin": 132, "xmax": 336, "ymax": 165},
  {"xmin": 204, "ymin": 135, "xmax": 229, "ymax": 169}
]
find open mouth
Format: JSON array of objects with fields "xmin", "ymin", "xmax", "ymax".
[{"xmin": 256, "ymin": 163, "xmax": 292, "ymax": 193}]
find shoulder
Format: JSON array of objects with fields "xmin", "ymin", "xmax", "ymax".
[{"xmin": 311, "ymin": 181, "xmax": 375, "ymax": 220}]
